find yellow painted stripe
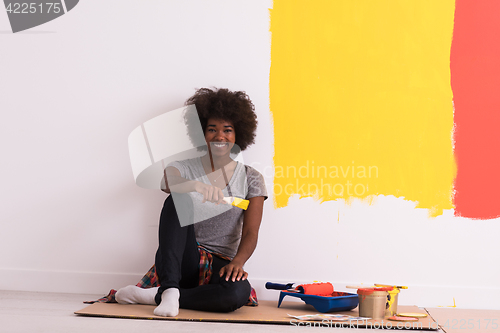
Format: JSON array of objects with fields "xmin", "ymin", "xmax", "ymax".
[{"xmin": 270, "ymin": 0, "xmax": 456, "ymax": 216}]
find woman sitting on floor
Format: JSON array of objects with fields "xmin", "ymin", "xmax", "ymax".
[{"xmin": 115, "ymin": 87, "xmax": 267, "ymax": 317}]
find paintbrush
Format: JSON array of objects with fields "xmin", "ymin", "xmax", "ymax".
[
  {"xmin": 346, "ymin": 284, "xmax": 408, "ymax": 290},
  {"xmin": 374, "ymin": 283, "xmax": 408, "ymax": 289},
  {"xmin": 223, "ymin": 197, "xmax": 250, "ymax": 210}
]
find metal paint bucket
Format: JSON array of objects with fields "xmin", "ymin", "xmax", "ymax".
[{"xmin": 357, "ymin": 287, "xmax": 391, "ymax": 319}]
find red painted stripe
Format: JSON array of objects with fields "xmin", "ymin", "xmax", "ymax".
[{"xmin": 452, "ymin": 0, "xmax": 500, "ymax": 219}]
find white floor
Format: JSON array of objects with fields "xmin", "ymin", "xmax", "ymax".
[{"xmin": 0, "ymin": 290, "xmax": 444, "ymax": 333}]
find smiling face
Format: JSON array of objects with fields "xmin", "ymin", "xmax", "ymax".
[{"xmin": 204, "ymin": 118, "xmax": 236, "ymax": 158}]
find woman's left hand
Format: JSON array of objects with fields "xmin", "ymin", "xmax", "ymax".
[{"xmin": 219, "ymin": 261, "xmax": 248, "ymax": 282}]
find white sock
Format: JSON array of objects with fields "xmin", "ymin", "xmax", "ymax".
[
  {"xmin": 153, "ymin": 288, "xmax": 180, "ymax": 317},
  {"xmin": 115, "ymin": 285, "xmax": 158, "ymax": 305}
]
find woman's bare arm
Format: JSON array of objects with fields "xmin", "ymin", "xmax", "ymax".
[
  {"xmin": 161, "ymin": 166, "xmax": 225, "ymax": 204},
  {"xmin": 219, "ymin": 196, "xmax": 265, "ymax": 281}
]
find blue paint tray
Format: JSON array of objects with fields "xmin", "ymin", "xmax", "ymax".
[{"xmin": 278, "ymin": 291, "xmax": 359, "ymax": 313}]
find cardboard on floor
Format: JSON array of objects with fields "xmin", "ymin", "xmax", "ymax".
[
  {"xmin": 75, "ymin": 300, "xmax": 438, "ymax": 329},
  {"xmin": 426, "ymin": 307, "xmax": 500, "ymax": 333}
]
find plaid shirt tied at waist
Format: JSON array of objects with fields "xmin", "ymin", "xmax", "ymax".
[{"xmin": 86, "ymin": 244, "xmax": 258, "ymax": 306}]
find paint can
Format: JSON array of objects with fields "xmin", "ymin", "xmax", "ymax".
[
  {"xmin": 357, "ymin": 287, "xmax": 391, "ymax": 319},
  {"xmin": 385, "ymin": 287, "xmax": 400, "ymax": 317}
]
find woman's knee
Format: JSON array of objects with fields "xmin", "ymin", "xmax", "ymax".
[
  {"xmin": 166, "ymin": 194, "xmax": 194, "ymax": 226},
  {"xmin": 218, "ymin": 279, "xmax": 251, "ymax": 312},
  {"xmin": 160, "ymin": 194, "xmax": 194, "ymax": 229}
]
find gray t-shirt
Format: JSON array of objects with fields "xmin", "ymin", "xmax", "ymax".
[{"xmin": 168, "ymin": 157, "xmax": 267, "ymax": 259}]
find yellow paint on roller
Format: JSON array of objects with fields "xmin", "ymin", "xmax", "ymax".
[{"xmin": 270, "ymin": 0, "xmax": 456, "ymax": 216}]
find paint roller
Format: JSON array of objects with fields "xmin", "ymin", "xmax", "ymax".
[{"xmin": 266, "ymin": 282, "xmax": 334, "ymax": 296}]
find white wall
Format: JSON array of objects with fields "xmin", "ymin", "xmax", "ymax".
[{"xmin": 1, "ymin": 0, "xmax": 499, "ymax": 310}]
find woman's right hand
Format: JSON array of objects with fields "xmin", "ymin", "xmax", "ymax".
[{"xmin": 194, "ymin": 182, "xmax": 225, "ymax": 204}]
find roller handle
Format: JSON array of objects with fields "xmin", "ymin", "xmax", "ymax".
[{"xmin": 265, "ymin": 282, "xmax": 294, "ymax": 290}]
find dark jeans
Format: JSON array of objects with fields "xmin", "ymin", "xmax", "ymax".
[{"xmin": 154, "ymin": 195, "xmax": 251, "ymax": 312}]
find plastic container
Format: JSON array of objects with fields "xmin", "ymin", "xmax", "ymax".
[
  {"xmin": 357, "ymin": 287, "xmax": 391, "ymax": 319},
  {"xmin": 386, "ymin": 287, "xmax": 400, "ymax": 317},
  {"xmin": 277, "ymin": 291, "xmax": 359, "ymax": 313}
]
